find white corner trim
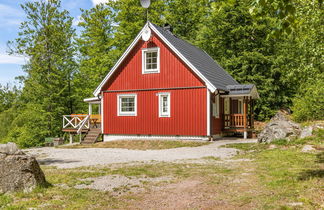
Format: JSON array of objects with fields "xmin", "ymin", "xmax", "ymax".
[
  {"xmin": 142, "ymin": 47, "xmax": 160, "ymax": 74},
  {"xmin": 117, "ymin": 94, "xmax": 137, "ymax": 116},
  {"xmin": 93, "ymin": 22, "xmax": 149, "ymax": 96},
  {"xmin": 93, "ymin": 21, "xmax": 217, "ymax": 97},
  {"xmin": 207, "ymin": 89, "xmax": 211, "ymax": 136},
  {"xmin": 158, "ymin": 92, "xmax": 171, "ymax": 117},
  {"xmin": 101, "ymin": 92, "xmax": 104, "ymax": 134}
]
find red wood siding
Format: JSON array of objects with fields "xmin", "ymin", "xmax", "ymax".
[
  {"xmin": 102, "ymin": 32, "xmax": 204, "ymax": 91},
  {"xmin": 103, "ymin": 88, "xmax": 207, "ymax": 136}
]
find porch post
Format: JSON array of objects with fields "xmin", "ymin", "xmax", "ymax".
[
  {"xmin": 88, "ymin": 103, "xmax": 92, "ymax": 115},
  {"xmin": 243, "ymin": 96, "xmax": 247, "ymax": 139},
  {"xmin": 69, "ymin": 133, "xmax": 73, "ymax": 144}
]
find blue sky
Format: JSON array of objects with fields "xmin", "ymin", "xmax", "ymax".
[{"xmin": 0, "ymin": 0, "xmax": 108, "ymax": 86}]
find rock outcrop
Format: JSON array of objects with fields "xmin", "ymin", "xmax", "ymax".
[
  {"xmin": 258, "ymin": 110, "xmax": 301, "ymax": 143},
  {"xmin": 0, "ymin": 142, "xmax": 46, "ymax": 193}
]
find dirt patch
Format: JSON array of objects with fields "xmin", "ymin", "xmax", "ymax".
[{"xmin": 74, "ymin": 175, "xmax": 173, "ymax": 195}]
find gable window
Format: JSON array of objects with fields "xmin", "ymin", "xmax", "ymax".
[
  {"xmin": 117, "ymin": 94, "xmax": 137, "ymax": 116},
  {"xmin": 213, "ymin": 95, "xmax": 220, "ymax": 118},
  {"xmin": 142, "ymin": 48, "xmax": 160, "ymax": 74},
  {"xmin": 158, "ymin": 93, "xmax": 170, "ymax": 117}
]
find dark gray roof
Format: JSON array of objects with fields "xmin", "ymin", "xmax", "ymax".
[
  {"xmin": 151, "ymin": 23, "xmax": 239, "ymax": 91},
  {"xmin": 226, "ymin": 84, "xmax": 254, "ymax": 95}
]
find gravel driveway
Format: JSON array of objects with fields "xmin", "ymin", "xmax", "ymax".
[{"xmin": 24, "ymin": 139, "xmax": 256, "ymax": 168}]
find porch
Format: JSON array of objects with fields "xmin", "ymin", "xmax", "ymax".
[
  {"xmin": 62, "ymin": 97, "xmax": 102, "ymax": 144},
  {"xmin": 220, "ymin": 85, "xmax": 259, "ymax": 138}
]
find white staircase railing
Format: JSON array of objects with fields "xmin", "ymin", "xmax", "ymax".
[{"xmin": 77, "ymin": 115, "xmax": 90, "ymax": 134}]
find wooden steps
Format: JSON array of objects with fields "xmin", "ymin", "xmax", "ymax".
[{"xmin": 82, "ymin": 128, "xmax": 101, "ymax": 144}]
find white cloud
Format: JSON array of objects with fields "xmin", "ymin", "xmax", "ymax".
[
  {"xmin": 73, "ymin": 15, "xmax": 83, "ymax": 26},
  {"xmin": 0, "ymin": 54, "xmax": 27, "ymax": 65},
  {"xmin": 91, "ymin": 0, "xmax": 113, "ymax": 6},
  {"xmin": 0, "ymin": 4, "xmax": 23, "ymax": 26}
]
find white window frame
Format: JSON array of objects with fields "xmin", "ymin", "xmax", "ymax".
[
  {"xmin": 142, "ymin": 47, "xmax": 160, "ymax": 74},
  {"xmin": 213, "ymin": 95, "xmax": 220, "ymax": 118},
  {"xmin": 224, "ymin": 98, "xmax": 230, "ymax": 115},
  {"xmin": 238, "ymin": 99, "xmax": 243, "ymax": 114},
  {"xmin": 117, "ymin": 94, "xmax": 137, "ymax": 116},
  {"xmin": 158, "ymin": 92, "xmax": 170, "ymax": 117}
]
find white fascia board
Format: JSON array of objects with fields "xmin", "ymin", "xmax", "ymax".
[
  {"xmin": 83, "ymin": 97, "xmax": 101, "ymax": 102},
  {"xmin": 149, "ymin": 22, "xmax": 217, "ymax": 93},
  {"xmin": 93, "ymin": 22, "xmax": 150, "ymax": 96}
]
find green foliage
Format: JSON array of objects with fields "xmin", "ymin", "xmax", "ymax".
[
  {"xmin": 1, "ymin": 0, "xmax": 323, "ymax": 147},
  {"xmin": 292, "ymin": 78, "xmax": 324, "ymax": 122},
  {"xmin": 4, "ymin": 104, "xmax": 50, "ymax": 148},
  {"xmin": 4, "ymin": 0, "xmax": 77, "ymax": 147}
]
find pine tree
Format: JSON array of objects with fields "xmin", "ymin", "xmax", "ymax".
[{"xmin": 6, "ymin": 0, "xmax": 76, "ymax": 147}]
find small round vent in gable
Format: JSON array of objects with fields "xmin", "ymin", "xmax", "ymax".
[{"xmin": 142, "ymin": 26, "xmax": 151, "ymax": 41}]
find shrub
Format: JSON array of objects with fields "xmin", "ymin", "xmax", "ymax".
[{"xmin": 292, "ymin": 78, "xmax": 324, "ymax": 122}]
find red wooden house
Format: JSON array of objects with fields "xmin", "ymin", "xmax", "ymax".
[{"xmin": 63, "ymin": 22, "xmax": 259, "ymax": 143}]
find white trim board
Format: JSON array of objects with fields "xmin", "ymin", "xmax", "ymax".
[
  {"xmin": 93, "ymin": 21, "xmax": 217, "ymax": 97},
  {"xmin": 117, "ymin": 94, "xmax": 137, "ymax": 116},
  {"xmin": 142, "ymin": 47, "xmax": 160, "ymax": 74},
  {"xmin": 104, "ymin": 135, "xmax": 209, "ymax": 141}
]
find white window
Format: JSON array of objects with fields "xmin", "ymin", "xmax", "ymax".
[
  {"xmin": 158, "ymin": 93, "xmax": 170, "ymax": 117},
  {"xmin": 142, "ymin": 48, "xmax": 160, "ymax": 74},
  {"xmin": 213, "ymin": 95, "xmax": 220, "ymax": 118},
  {"xmin": 117, "ymin": 94, "xmax": 137, "ymax": 116}
]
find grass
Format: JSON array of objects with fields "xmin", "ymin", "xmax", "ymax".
[
  {"xmin": 223, "ymin": 139, "xmax": 323, "ymax": 209},
  {"xmin": 1, "ymin": 134, "xmax": 323, "ymax": 209},
  {"xmin": 58, "ymin": 139, "xmax": 210, "ymax": 150},
  {"xmin": 0, "ymin": 162, "xmax": 232, "ymax": 209}
]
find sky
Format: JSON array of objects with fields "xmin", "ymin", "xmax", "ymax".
[{"xmin": 0, "ymin": 0, "xmax": 108, "ymax": 86}]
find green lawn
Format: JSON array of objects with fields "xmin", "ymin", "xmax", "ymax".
[{"xmin": 1, "ymin": 133, "xmax": 323, "ymax": 209}]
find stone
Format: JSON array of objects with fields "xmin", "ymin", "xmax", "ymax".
[
  {"xmin": 301, "ymin": 145, "xmax": 315, "ymax": 153},
  {"xmin": 0, "ymin": 142, "xmax": 20, "ymax": 155},
  {"xmin": 300, "ymin": 126, "xmax": 313, "ymax": 138},
  {"xmin": 300, "ymin": 123, "xmax": 324, "ymax": 139},
  {"xmin": 0, "ymin": 143, "xmax": 46, "ymax": 193},
  {"xmin": 258, "ymin": 111, "xmax": 301, "ymax": 143},
  {"xmin": 269, "ymin": 144, "xmax": 277, "ymax": 149}
]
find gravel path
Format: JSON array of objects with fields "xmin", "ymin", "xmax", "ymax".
[{"xmin": 24, "ymin": 139, "xmax": 256, "ymax": 168}]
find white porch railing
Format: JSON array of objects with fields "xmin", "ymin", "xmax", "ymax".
[{"xmin": 63, "ymin": 115, "xmax": 90, "ymax": 132}]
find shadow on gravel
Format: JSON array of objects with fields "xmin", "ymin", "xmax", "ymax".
[{"xmin": 38, "ymin": 158, "xmax": 80, "ymax": 165}]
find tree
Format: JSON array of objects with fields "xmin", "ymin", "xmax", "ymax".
[
  {"xmin": 6, "ymin": 0, "xmax": 76, "ymax": 146},
  {"xmin": 74, "ymin": 4, "xmax": 116, "ymax": 112},
  {"xmin": 195, "ymin": 0, "xmax": 286, "ymax": 120}
]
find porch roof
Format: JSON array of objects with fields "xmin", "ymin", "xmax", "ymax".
[
  {"xmin": 222, "ymin": 84, "xmax": 259, "ymax": 99},
  {"xmin": 83, "ymin": 97, "xmax": 101, "ymax": 104}
]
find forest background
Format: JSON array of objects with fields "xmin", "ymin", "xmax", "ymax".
[{"xmin": 0, "ymin": 0, "xmax": 322, "ymax": 147}]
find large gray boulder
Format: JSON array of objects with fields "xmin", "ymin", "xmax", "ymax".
[
  {"xmin": 0, "ymin": 142, "xmax": 46, "ymax": 193},
  {"xmin": 258, "ymin": 111, "xmax": 301, "ymax": 143}
]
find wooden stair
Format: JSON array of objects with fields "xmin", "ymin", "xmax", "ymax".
[{"xmin": 82, "ymin": 128, "xmax": 101, "ymax": 144}]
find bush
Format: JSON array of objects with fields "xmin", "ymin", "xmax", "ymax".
[
  {"xmin": 4, "ymin": 104, "xmax": 51, "ymax": 148},
  {"xmin": 292, "ymin": 78, "xmax": 324, "ymax": 122}
]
